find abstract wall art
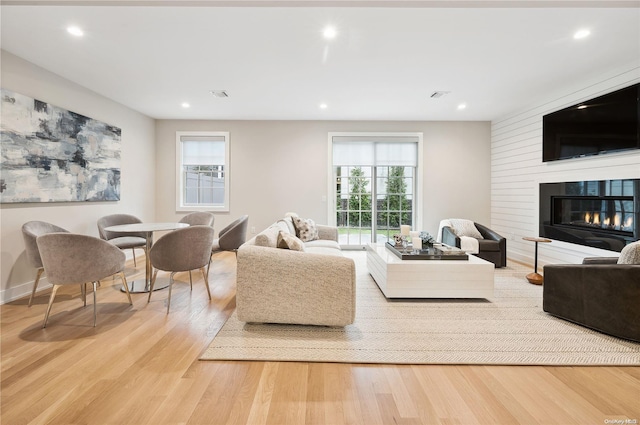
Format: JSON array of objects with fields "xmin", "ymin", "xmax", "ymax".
[{"xmin": 0, "ymin": 89, "xmax": 121, "ymax": 203}]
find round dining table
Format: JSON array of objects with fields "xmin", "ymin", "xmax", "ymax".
[{"xmin": 104, "ymin": 222, "xmax": 189, "ymax": 293}]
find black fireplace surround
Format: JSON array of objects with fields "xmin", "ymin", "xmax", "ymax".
[{"xmin": 540, "ymin": 179, "xmax": 639, "ymax": 252}]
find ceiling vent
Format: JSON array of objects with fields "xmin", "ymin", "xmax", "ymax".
[
  {"xmin": 210, "ymin": 90, "xmax": 229, "ymax": 98},
  {"xmin": 430, "ymin": 91, "xmax": 450, "ymax": 99}
]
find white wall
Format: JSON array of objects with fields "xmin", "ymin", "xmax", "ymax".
[
  {"xmin": 491, "ymin": 64, "xmax": 640, "ymax": 267},
  {"xmin": 155, "ymin": 120, "xmax": 491, "ymax": 243},
  {"xmin": 0, "ymin": 51, "xmax": 157, "ymax": 303}
]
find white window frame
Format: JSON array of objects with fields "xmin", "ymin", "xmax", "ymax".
[
  {"xmin": 175, "ymin": 131, "xmax": 230, "ymax": 212},
  {"xmin": 327, "ymin": 131, "xmax": 424, "ymax": 235}
]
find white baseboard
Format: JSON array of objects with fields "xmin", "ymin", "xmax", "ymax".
[{"xmin": 1, "ymin": 280, "xmax": 52, "ymax": 305}]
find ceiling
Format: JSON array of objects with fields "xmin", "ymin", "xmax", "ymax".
[{"xmin": 1, "ymin": 1, "xmax": 639, "ymax": 121}]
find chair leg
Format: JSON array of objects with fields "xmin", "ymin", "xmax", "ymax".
[
  {"xmin": 28, "ymin": 268, "xmax": 44, "ymax": 307},
  {"xmin": 92, "ymin": 281, "xmax": 98, "ymax": 327},
  {"xmin": 132, "ymin": 248, "xmax": 137, "ymax": 267},
  {"xmin": 189, "ymin": 271, "xmax": 193, "ymax": 291},
  {"xmin": 201, "ymin": 267, "xmax": 211, "ymax": 300},
  {"xmin": 42, "ymin": 285, "xmax": 60, "ymax": 328},
  {"xmin": 166, "ymin": 272, "xmax": 176, "ymax": 314},
  {"xmin": 81, "ymin": 283, "xmax": 87, "ymax": 306},
  {"xmin": 148, "ymin": 270, "xmax": 159, "ymax": 303},
  {"xmin": 119, "ymin": 272, "xmax": 132, "ymax": 305}
]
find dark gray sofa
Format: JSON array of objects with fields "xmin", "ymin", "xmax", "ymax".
[{"xmin": 542, "ymin": 257, "xmax": 640, "ymax": 342}]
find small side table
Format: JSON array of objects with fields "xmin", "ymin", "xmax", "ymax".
[{"xmin": 522, "ymin": 237, "xmax": 552, "ymax": 285}]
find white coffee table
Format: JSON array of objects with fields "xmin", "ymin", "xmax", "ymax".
[{"xmin": 366, "ymin": 243, "xmax": 494, "ymax": 299}]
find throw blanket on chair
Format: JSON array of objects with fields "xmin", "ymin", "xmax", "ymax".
[{"xmin": 437, "ymin": 219, "xmax": 480, "ymax": 254}]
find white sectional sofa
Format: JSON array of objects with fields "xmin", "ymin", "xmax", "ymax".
[{"xmin": 236, "ymin": 216, "xmax": 356, "ymax": 326}]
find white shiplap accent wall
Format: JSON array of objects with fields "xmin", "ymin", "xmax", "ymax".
[{"xmin": 491, "ymin": 67, "xmax": 640, "ymax": 267}]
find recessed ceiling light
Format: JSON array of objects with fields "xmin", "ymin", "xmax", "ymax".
[
  {"xmin": 457, "ymin": 103, "xmax": 467, "ymax": 110},
  {"xmin": 574, "ymin": 29, "xmax": 591, "ymax": 40},
  {"xmin": 181, "ymin": 102, "xmax": 190, "ymax": 108},
  {"xmin": 319, "ymin": 103, "xmax": 328, "ymax": 109},
  {"xmin": 323, "ymin": 26, "xmax": 337, "ymax": 40},
  {"xmin": 577, "ymin": 105, "xmax": 588, "ymax": 109},
  {"xmin": 66, "ymin": 26, "xmax": 84, "ymax": 37}
]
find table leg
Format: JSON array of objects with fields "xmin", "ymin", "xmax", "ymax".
[
  {"xmin": 526, "ymin": 241, "xmax": 544, "ymax": 285},
  {"xmin": 121, "ymin": 231, "xmax": 170, "ymax": 293}
]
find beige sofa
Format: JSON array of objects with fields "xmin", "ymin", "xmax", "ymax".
[{"xmin": 236, "ymin": 216, "xmax": 356, "ymax": 326}]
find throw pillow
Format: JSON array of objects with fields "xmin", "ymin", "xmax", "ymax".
[
  {"xmin": 292, "ymin": 216, "xmax": 319, "ymax": 242},
  {"xmin": 617, "ymin": 241, "xmax": 640, "ymax": 264},
  {"xmin": 448, "ymin": 218, "xmax": 484, "ymax": 240},
  {"xmin": 277, "ymin": 231, "xmax": 305, "ymax": 251}
]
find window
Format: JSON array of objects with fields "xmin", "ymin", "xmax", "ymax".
[
  {"xmin": 176, "ymin": 131, "xmax": 229, "ymax": 212},
  {"xmin": 329, "ymin": 133, "xmax": 423, "ymax": 248}
]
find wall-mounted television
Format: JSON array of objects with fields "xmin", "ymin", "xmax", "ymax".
[{"xmin": 542, "ymin": 83, "xmax": 640, "ymax": 162}]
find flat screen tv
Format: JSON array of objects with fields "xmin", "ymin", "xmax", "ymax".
[{"xmin": 542, "ymin": 83, "xmax": 640, "ymax": 162}]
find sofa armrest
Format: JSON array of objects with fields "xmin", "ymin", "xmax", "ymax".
[
  {"xmin": 316, "ymin": 225, "xmax": 338, "ymax": 242},
  {"xmin": 441, "ymin": 226, "xmax": 460, "ymax": 247},
  {"xmin": 236, "ymin": 244, "xmax": 356, "ymax": 326}
]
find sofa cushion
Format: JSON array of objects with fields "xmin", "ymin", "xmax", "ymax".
[
  {"xmin": 618, "ymin": 241, "xmax": 640, "ymax": 265},
  {"xmin": 255, "ymin": 226, "xmax": 280, "ymax": 248},
  {"xmin": 449, "ymin": 218, "xmax": 484, "ymax": 239},
  {"xmin": 292, "ymin": 217, "xmax": 319, "ymax": 242},
  {"xmin": 304, "ymin": 239, "xmax": 341, "ymax": 250},
  {"xmin": 305, "ymin": 246, "xmax": 344, "ymax": 257},
  {"xmin": 277, "ymin": 231, "xmax": 305, "ymax": 251}
]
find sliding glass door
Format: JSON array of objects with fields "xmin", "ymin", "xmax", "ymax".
[{"xmin": 331, "ymin": 133, "xmax": 421, "ymax": 249}]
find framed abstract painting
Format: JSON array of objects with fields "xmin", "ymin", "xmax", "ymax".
[{"xmin": 0, "ymin": 89, "xmax": 121, "ymax": 203}]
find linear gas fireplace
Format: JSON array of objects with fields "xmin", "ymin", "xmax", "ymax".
[{"xmin": 540, "ymin": 179, "xmax": 639, "ymax": 252}]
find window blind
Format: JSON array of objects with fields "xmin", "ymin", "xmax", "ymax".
[
  {"xmin": 332, "ymin": 136, "xmax": 418, "ymax": 167},
  {"xmin": 181, "ymin": 135, "xmax": 226, "ymax": 166}
]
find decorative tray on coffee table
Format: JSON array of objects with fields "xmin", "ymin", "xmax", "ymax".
[{"xmin": 385, "ymin": 242, "xmax": 468, "ymax": 260}]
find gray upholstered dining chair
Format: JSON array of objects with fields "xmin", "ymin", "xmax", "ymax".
[
  {"xmin": 179, "ymin": 212, "xmax": 215, "ymax": 283},
  {"xmin": 179, "ymin": 211, "xmax": 214, "ymax": 227},
  {"xmin": 206, "ymin": 214, "xmax": 248, "ymax": 281},
  {"xmin": 36, "ymin": 233, "xmax": 132, "ymax": 328},
  {"xmin": 147, "ymin": 225, "xmax": 215, "ymax": 314},
  {"xmin": 211, "ymin": 215, "xmax": 248, "ymax": 256},
  {"xmin": 97, "ymin": 214, "xmax": 146, "ymax": 267},
  {"xmin": 22, "ymin": 221, "xmax": 70, "ymax": 307}
]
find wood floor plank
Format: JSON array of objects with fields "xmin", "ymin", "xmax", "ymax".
[{"xmin": 2, "ymin": 252, "xmax": 639, "ymax": 425}]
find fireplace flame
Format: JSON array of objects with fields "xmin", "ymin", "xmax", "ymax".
[
  {"xmin": 624, "ymin": 216, "xmax": 634, "ymax": 230},
  {"xmin": 603, "ymin": 216, "xmax": 610, "ymax": 227},
  {"xmin": 584, "ymin": 212, "xmax": 591, "ymax": 223},
  {"xmin": 593, "ymin": 212, "xmax": 600, "ymax": 225},
  {"xmin": 614, "ymin": 214, "xmax": 622, "ymax": 229}
]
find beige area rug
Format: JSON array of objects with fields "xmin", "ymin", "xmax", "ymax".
[{"xmin": 201, "ymin": 252, "xmax": 640, "ymax": 365}]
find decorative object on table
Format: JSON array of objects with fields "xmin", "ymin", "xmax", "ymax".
[
  {"xmin": 400, "ymin": 225, "xmax": 411, "ymax": 237},
  {"xmin": 411, "ymin": 237, "xmax": 422, "ymax": 251},
  {"xmin": 0, "ymin": 89, "xmax": 121, "ymax": 203},
  {"xmin": 419, "ymin": 231, "xmax": 436, "ymax": 248},
  {"xmin": 522, "ymin": 236, "xmax": 552, "ymax": 285},
  {"xmin": 385, "ymin": 242, "xmax": 468, "ymax": 260},
  {"xmin": 393, "ymin": 233, "xmax": 404, "ymax": 247}
]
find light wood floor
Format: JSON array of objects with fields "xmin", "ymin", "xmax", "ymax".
[{"xmin": 2, "ymin": 252, "xmax": 639, "ymax": 425}]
